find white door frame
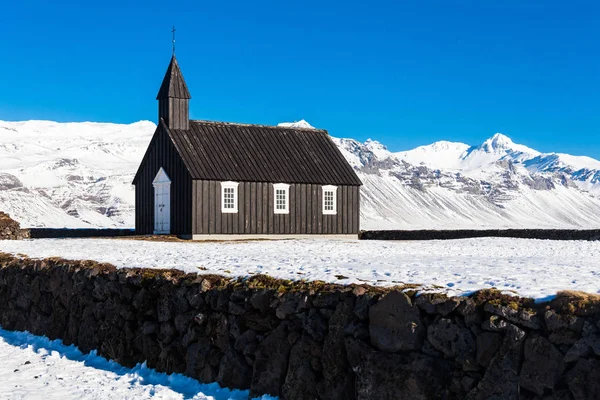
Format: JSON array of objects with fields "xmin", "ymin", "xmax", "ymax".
[{"xmin": 153, "ymin": 167, "xmax": 171, "ymax": 235}]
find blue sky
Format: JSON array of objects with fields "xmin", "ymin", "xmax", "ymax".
[{"xmin": 1, "ymin": 0, "xmax": 598, "ymax": 156}]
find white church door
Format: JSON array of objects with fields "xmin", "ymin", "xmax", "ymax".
[{"xmin": 153, "ymin": 167, "xmax": 171, "ymax": 234}]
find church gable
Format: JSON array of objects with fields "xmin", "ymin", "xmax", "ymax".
[
  {"xmin": 132, "ymin": 120, "xmax": 191, "ymax": 185},
  {"xmin": 133, "ymin": 120, "xmax": 192, "ymax": 235}
]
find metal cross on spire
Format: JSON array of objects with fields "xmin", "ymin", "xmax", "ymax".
[{"xmin": 171, "ymin": 26, "xmax": 176, "ymax": 56}]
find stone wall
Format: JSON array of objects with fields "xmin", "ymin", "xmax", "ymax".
[
  {"xmin": 0, "ymin": 212, "xmax": 29, "ymax": 240},
  {"xmin": 360, "ymin": 229, "xmax": 600, "ymax": 241},
  {"xmin": 0, "ymin": 253, "xmax": 599, "ymax": 399},
  {"xmin": 28, "ymin": 228, "xmax": 136, "ymax": 239}
]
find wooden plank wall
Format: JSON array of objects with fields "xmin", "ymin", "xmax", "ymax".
[
  {"xmin": 134, "ymin": 126, "xmax": 192, "ymax": 235},
  {"xmin": 158, "ymin": 98, "xmax": 189, "ymax": 130},
  {"xmin": 192, "ymin": 181, "xmax": 360, "ymax": 235}
]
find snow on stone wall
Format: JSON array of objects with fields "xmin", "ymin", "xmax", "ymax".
[{"xmin": 0, "ymin": 254, "xmax": 599, "ymax": 399}]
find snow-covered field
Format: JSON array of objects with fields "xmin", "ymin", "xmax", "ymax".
[
  {"xmin": 0, "ymin": 328, "xmax": 273, "ymax": 400},
  {"xmin": 1, "ymin": 237, "xmax": 599, "ymax": 300}
]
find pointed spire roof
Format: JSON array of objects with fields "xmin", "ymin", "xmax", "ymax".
[{"xmin": 156, "ymin": 55, "xmax": 191, "ymax": 100}]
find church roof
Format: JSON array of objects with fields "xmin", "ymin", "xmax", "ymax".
[
  {"xmin": 166, "ymin": 120, "xmax": 362, "ymax": 186},
  {"xmin": 156, "ymin": 56, "xmax": 191, "ymax": 99}
]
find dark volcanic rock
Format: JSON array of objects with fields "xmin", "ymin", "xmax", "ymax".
[
  {"xmin": 250, "ymin": 323, "xmax": 291, "ymax": 398},
  {"xmin": 563, "ymin": 333, "xmax": 600, "ymax": 362},
  {"xmin": 249, "ymin": 289, "xmax": 273, "ymax": 313},
  {"xmin": 354, "ymin": 292, "xmax": 377, "ymax": 320},
  {"xmin": 185, "ymin": 338, "xmax": 220, "ymax": 383},
  {"xmin": 416, "ymin": 293, "xmax": 445, "ymax": 314},
  {"xmin": 276, "ymin": 292, "xmax": 303, "ymax": 319},
  {"xmin": 302, "ymin": 308, "xmax": 328, "ymax": 342},
  {"xmin": 467, "ymin": 324, "xmax": 526, "ymax": 400},
  {"xmin": 566, "ymin": 358, "xmax": 600, "ymax": 400},
  {"xmin": 346, "ymin": 338, "xmax": 452, "ymax": 399},
  {"xmin": 458, "ymin": 298, "xmax": 483, "ymax": 327},
  {"xmin": 519, "ymin": 335, "xmax": 564, "ymax": 395},
  {"xmin": 369, "ymin": 291, "xmax": 425, "ymax": 352},
  {"xmin": 216, "ymin": 347, "xmax": 252, "ymax": 390},
  {"xmin": 549, "ymin": 329, "xmax": 580, "ymax": 346},
  {"xmin": 282, "ymin": 335, "xmax": 321, "ymax": 400},
  {"xmin": 416, "ymin": 293, "xmax": 461, "ymax": 316},
  {"xmin": 482, "ymin": 315, "xmax": 509, "ymax": 332},
  {"xmin": 564, "ymin": 337, "xmax": 593, "ymax": 363},
  {"xmin": 545, "ymin": 309, "xmax": 583, "ymax": 332},
  {"xmin": 234, "ymin": 330, "xmax": 258, "ymax": 354},
  {"xmin": 484, "ymin": 302, "xmax": 542, "ymax": 330},
  {"xmin": 318, "ymin": 302, "xmax": 356, "ymax": 400},
  {"xmin": 427, "ymin": 318, "xmax": 476, "ymax": 359},
  {"xmin": 476, "ymin": 332, "xmax": 502, "ymax": 367},
  {"xmin": 173, "ymin": 312, "xmax": 194, "ymax": 334},
  {"xmin": 582, "ymin": 320, "xmax": 599, "ymax": 338}
]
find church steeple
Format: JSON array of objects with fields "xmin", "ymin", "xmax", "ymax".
[{"xmin": 157, "ymin": 55, "xmax": 191, "ymax": 130}]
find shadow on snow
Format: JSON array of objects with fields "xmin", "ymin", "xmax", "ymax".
[{"xmin": 0, "ymin": 326, "xmax": 275, "ymax": 400}]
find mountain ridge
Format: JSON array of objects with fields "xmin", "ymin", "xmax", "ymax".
[{"xmin": 1, "ymin": 119, "xmax": 599, "ymax": 229}]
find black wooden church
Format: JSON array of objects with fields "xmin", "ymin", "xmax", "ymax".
[{"xmin": 133, "ymin": 56, "xmax": 362, "ymax": 238}]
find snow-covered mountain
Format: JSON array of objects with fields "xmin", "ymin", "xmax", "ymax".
[
  {"xmin": 276, "ymin": 119, "xmax": 315, "ymax": 129},
  {"xmin": 0, "ymin": 120, "xmax": 153, "ymax": 228},
  {"xmin": 336, "ymin": 132, "xmax": 600, "ymax": 229},
  {"xmin": 1, "ymin": 119, "xmax": 599, "ymax": 229}
]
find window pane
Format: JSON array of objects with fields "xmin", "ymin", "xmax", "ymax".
[
  {"xmin": 324, "ymin": 190, "xmax": 334, "ymax": 211},
  {"xmin": 276, "ymin": 189, "xmax": 286, "ymax": 210},
  {"xmin": 223, "ymin": 187, "xmax": 235, "ymax": 209}
]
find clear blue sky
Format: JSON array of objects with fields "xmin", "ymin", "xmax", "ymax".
[{"xmin": 1, "ymin": 0, "xmax": 598, "ymax": 156}]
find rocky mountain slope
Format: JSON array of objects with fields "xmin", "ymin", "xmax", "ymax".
[
  {"xmin": 335, "ymin": 133, "xmax": 600, "ymax": 229},
  {"xmin": 0, "ymin": 120, "xmax": 152, "ymax": 228},
  {"xmin": 1, "ymin": 119, "xmax": 599, "ymax": 229}
]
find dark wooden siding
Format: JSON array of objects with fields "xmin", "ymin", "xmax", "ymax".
[
  {"xmin": 134, "ymin": 125, "xmax": 192, "ymax": 235},
  {"xmin": 192, "ymin": 181, "xmax": 360, "ymax": 235},
  {"xmin": 159, "ymin": 98, "xmax": 189, "ymax": 130}
]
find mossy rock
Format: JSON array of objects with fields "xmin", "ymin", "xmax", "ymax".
[
  {"xmin": 470, "ymin": 289, "xmax": 536, "ymax": 310},
  {"xmin": 551, "ymin": 291, "xmax": 600, "ymax": 316}
]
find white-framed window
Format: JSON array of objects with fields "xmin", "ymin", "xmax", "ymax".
[
  {"xmin": 273, "ymin": 183, "xmax": 290, "ymax": 214},
  {"xmin": 322, "ymin": 185, "xmax": 337, "ymax": 215},
  {"xmin": 221, "ymin": 181, "xmax": 239, "ymax": 213}
]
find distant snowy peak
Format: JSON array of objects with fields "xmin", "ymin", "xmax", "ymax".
[
  {"xmin": 364, "ymin": 139, "xmax": 392, "ymax": 160},
  {"xmin": 338, "ymin": 131, "xmax": 600, "ymax": 178},
  {"xmin": 473, "ymin": 133, "xmax": 539, "ymax": 158},
  {"xmin": 277, "ymin": 119, "xmax": 315, "ymax": 129},
  {"xmin": 454, "ymin": 133, "xmax": 539, "ymax": 172},
  {"xmin": 343, "ymin": 132, "xmax": 600, "ymax": 192},
  {"xmin": 420, "ymin": 140, "xmax": 470, "ymax": 153},
  {"xmin": 462, "ymin": 134, "xmax": 599, "ymax": 177},
  {"xmin": 480, "ymin": 133, "xmax": 516, "ymax": 151},
  {"xmin": 396, "ymin": 140, "xmax": 470, "ymax": 170},
  {"xmin": 391, "ymin": 133, "xmax": 542, "ymax": 171}
]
